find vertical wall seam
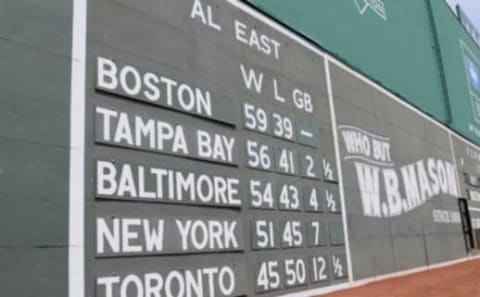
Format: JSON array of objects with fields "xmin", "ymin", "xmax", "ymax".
[
  {"xmin": 426, "ymin": 0, "xmax": 453, "ymax": 125},
  {"xmin": 448, "ymin": 132, "xmax": 463, "ymax": 197}
]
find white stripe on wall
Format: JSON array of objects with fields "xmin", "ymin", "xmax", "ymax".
[
  {"xmin": 448, "ymin": 132, "xmax": 463, "ymax": 197},
  {"xmin": 69, "ymin": 0, "xmax": 87, "ymax": 296},
  {"xmin": 325, "ymin": 58, "xmax": 354, "ymax": 283}
]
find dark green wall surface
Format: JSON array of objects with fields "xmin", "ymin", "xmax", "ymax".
[
  {"xmin": 430, "ymin": 0, "xmax": 480, "ymax": 146},
  {"xmin": 245, "ymin": 0, "xmax": 480, "ymax": 147},
  {"xmin": 0, "ymin": 1, "xmax": 72, "ymax": 295},
  {"xmin": 246, "ymin": 0, "xmax": 449, "ymax": 122},
  {"xmin": 2, "ymin": 0, "xmax": 480, "ymax": 295}
]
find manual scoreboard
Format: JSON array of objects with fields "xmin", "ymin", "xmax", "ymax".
[{"xmin": 84, "ymin": 0, "xmax": 348, "ymax": 296}]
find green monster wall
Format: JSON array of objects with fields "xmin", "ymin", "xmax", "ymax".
[
  {"xmin": 245, "ymin": 0, "xmax": 449, "ymax": 122},
  {"xmin": 429, "ymin": 0, "xmax": 480, "ymax": 144},
  {"xmin": 245, "ymin": 0, "xmax": 480, "ymax": 146},
  {"xmin": 0, "ymin": 0, "xmax": 72, "ymax": 295}
]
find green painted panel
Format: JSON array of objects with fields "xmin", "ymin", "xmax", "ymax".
[
  {"xmin": 430, "ymin": 0, "xmax": 480, "ymax": 144},
  {"xmin": 0, "ymin": 248, "xmax": 68, "ymax": 296},
  {"xmin": 0, "ymin": 0, "xmax": 72, "ymax": 295},
  {"xmin": 246, "ymin": 0, "xmax": 448, "ymax": 122}
]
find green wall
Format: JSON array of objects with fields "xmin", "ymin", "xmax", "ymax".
[
  {"xmin": 0, "ymin": 1, "xmax": 72, "ymax": 295},
  {"xmin": 246, "ymin": 0, "xmax": 480, "ymax": 145},
  {"xmin": 246, "ymin": 0, "xmax": 449, "ymax": 122},
  {"xmin": 430, "ymin": 0, "xmax": 480, "ymax": 143}
]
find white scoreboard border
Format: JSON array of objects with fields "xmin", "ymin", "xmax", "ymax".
[
  {"xmin": 69, "ymin": 0, "xmax": 87, "ymax": 296},
  {"xmin": 68, "ymin": 0, "xmax": 480, "ymax": 296}
]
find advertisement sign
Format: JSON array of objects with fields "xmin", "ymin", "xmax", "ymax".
[
  {"xmin": 339, "ymin": 125, "xmax": 458, "ymax": 219},
  {"xmin": 461, "ymin": 42, "xmax": 480, "ymax": 124},
  {"xmin": 354, "ymin": 0, "xmax": 387, "ymax": 20},
  {"xmin": 457, "ymin": 6, "xmax": 480, "ymax": 49},
  {"xmin": 330, "ymin": 61, "xmax": 465, "ymax": 280}
]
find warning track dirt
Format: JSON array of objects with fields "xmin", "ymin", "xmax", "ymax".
[{"xmin": 318, "ymin": 258, "xmax": 480, "ymax": 297}]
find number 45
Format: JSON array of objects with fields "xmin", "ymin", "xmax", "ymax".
[{"xmin": 257, "ymin": 261, "xmax": 281, "ymax": 291}]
